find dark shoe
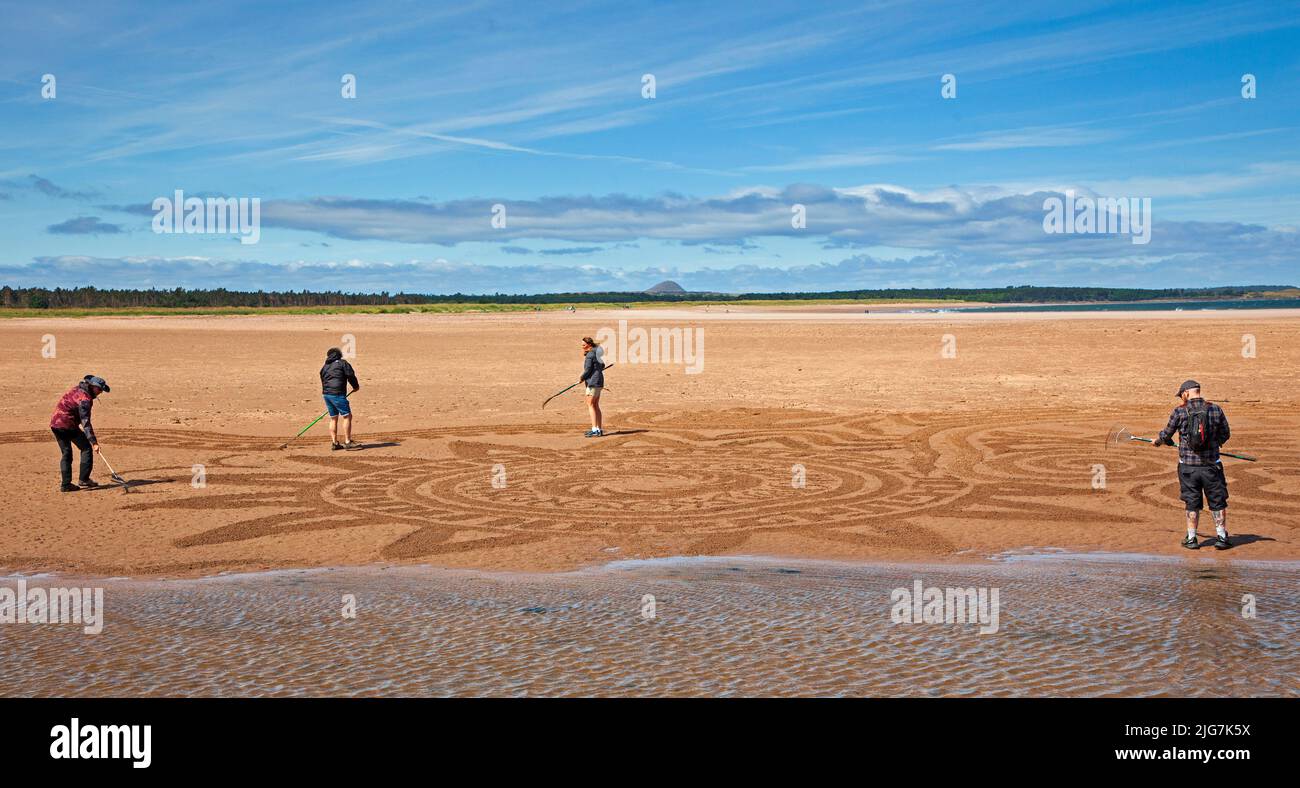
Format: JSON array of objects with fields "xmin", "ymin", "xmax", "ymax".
[
  {"xmin": 60, "ymin": 483, "xmax": 80, "ymax": 493},
  {"xmin": 343, "ymin": 441, "xmax": 361, "ymax": 450},
  {"xmin": 1211, "ymin": 535, "xmax": 1232, "ymax": 550},
  {"xmin": 1181, "ymin": 536, "xmax": 1199, "ymax": 550},
  {"xmin": 331, "ymin": 442, "xmax": 344, "ymax": 451},
  {"xmin": 78, "ymin": 479, "xmax": 99, "ymax": 488},
  {"xmin": 584, "ymin": 429, "xmax": 603, "ymax": 438}
]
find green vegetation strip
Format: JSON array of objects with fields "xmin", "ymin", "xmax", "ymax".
[{"xmin": 1, "ymin": 285, "xmax": 1294, "ymax": 318}]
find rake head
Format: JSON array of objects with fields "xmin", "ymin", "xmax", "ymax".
[{"xmin": 1105, "ymin": 424, "xmax": 1133, "ymax": 448}]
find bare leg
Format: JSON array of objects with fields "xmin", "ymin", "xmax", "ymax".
[
  {"xmin": 328, "ymin": 416, "xmax": 339, "ymax": 445},
  {"xmin": 1211, "ymin": 508, "xmax": 1227, "ymax": 537},
  {"xmin": 342, "ymin": 414, "xmax": 353, "ymax": 444},
  {"xmin": 1185, "ymin": 510, "xmax": 1199, "ymax": 540},
  {"xmin": 587, "ymin": 394, "xmax": 602, "ymax": 431}
]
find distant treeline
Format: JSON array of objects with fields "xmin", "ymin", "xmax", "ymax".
[{"xmin": 1, "ymin": 284, "xmax": 1293, "ymax": 310}]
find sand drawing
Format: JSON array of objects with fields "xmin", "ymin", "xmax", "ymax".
[{"xmin": 11, "ymin": 406, "xmax": 1293, "ymax": 565}]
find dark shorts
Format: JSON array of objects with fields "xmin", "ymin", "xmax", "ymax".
[
  {"xmin": 323, "ymin": 394, "xmax": 351, "ymax": 417},
  {"xmin": 1178, "ymin": 462, "xmax": 1228, "ymax": 511}
]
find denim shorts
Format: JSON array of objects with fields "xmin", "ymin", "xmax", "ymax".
[{"xmin": 323, "ymin": 394, "xmax": 352, "ymax": 417}]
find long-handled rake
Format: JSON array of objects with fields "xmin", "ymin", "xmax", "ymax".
[
  {"xmin": 279, "ymin": 410, "xmax": 329, "ymax": 450},
  {"xmin": 97, "ymin": 450, "xmax": 129, "ymax": 485},
  {"xmin": 279, "ymin": 392, "xmax": 358, "ymax": 450},
  {"xmin": 542, "ymin": 363, "xmax": 614, "ymax": 409},
  {"xmin": 1106, "ymin": 424, "xmax": 1257, "ymax": 462}
]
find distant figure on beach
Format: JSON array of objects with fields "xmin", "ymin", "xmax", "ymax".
[
  {"xmin": 579, "ymin": 336, "xmax": 606, "ymax": 437},
  {"xmin": 49, "ymin": 375, "xmax": 110, "ymax": 492},
  {"xmin": 1153, "ymin": 379, "xmax": 1232, "ymax": 549},
  {"xmin": 320, "ymin": 347, "xmax": 360, "ymax": 450}
]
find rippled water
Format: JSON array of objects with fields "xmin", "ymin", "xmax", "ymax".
[
  {"xmin": 2, "ymin": 555, "xmax": 1296, "ymax": 697},
  {"xmin": 950, "ymin": 297, "xmax": 1300, "ymax": 313}
]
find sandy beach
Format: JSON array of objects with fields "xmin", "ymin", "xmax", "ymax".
[{"xmin": 2, "ymin": 305, "xmax": 1297, "ymax": 577}]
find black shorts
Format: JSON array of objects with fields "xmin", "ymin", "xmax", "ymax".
[{"xmin": 1178, "ymin": 462, "xmax": 1228, "ymax": 512}]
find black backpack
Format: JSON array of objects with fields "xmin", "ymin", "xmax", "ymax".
[{"xmin": 1184, "ymin": 400, "xmax": 1213, "ymax": 452}]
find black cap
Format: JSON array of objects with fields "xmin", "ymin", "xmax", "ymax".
[
  {"xmin": 1176, "ymin": 379, "xmax": 1200, "ymax": 397},
  {"xmin": 83, "ymin": 375, "xmax": 110, "ymax": 393}
]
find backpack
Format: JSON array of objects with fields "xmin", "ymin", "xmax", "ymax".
[{"xmin": 1184, "ymin": 400, "xmax": 1213, "ymax": 452}]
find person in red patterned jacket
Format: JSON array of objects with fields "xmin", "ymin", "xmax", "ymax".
[{"xmin": 49, "ymin": 375, "xmax": 110, "ymax": 492}]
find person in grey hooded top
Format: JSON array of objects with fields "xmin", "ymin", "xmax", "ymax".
[{"xmin": 578, "ymin": 337, "xmax": 605, "ymax": 437}]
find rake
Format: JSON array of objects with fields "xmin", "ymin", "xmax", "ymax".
[
  {"xmin": 279, "ymin": 410, "xmax": 329, "ymax": 450},
  {"xmin": 279, "ymin": 392, "xmax": 359, "ymax": 450},
  {"xmin": 1106, "ymin": 425, "xmax": 1257, "ymax": 462},
  {"xmin": 542, "ymin": 363, "xmax": 614, "ymax": 409},
  {"xmin": 97, "ymin": 450, "xmax": 130, "ymax": 485}
]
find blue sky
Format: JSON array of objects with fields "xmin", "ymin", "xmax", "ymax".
[{"xmin": 1, "ymin": 0, "xmax": 1297, "ymax": 294}]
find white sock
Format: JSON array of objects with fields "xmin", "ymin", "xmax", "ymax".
[{"xmin": 1216, "ymin": 523, "xmax": 1227, "ymax": 539}]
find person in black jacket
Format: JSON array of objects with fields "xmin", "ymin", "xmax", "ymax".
[
  {"xmin": 579, "ymin": 336, "xmax": 605, "ymax": 437},
  {"xmin": 320, "ymin": 348, "xmax": 360, "ymax": 450},
  {"xmin": 1153, "ymin": 379, "xmax": 1232, "ymax": 550}
]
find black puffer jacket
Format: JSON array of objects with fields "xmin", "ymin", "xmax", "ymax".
[{"xmin": 320, "ymin": 351, "xmax": 360, "ymax": 395}]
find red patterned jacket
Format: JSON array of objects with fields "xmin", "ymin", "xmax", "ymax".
[{"xmin": 50, "ymin": 384, "xmax": 97, "ymax": 442}]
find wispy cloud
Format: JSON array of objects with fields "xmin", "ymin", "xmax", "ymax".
[
  {"xmin": 3, "ymin": 0, "xmax": 1297, "ymax": 292},
  {"xmin": 742, "ymin": 152, "xmax": 914, "ymax": 172},
  {"xmin": 47, "ymin": 216, "xmax": 123, "ymax": 235},
  {"xmin": 1, "ymin": 175, "xmax": 99, "ymax": 200},
  {"xmin": 932, "ymin": 126, "xmax": 1117, "ymax": 152}
]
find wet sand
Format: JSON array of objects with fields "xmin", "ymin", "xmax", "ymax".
[
  {"xmin": 2, "ymin": 555, "xmax": 1296, "ymax": 697},
  {"xmin": 0, "ymin": 306, "xmax": 1297, "ymax": 576}
]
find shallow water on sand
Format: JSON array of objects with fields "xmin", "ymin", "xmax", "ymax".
[{"xmin": 2, "ymin": 555, "xmax": 1297, "ymax": 697}]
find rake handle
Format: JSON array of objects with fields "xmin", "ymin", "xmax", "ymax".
[
  {"xmin": 542, "ymin": 363, "xmax": 614, "ymax": 409},
  {"xmin": 96, "ymin": 450, "xmax": 128, "ymax": 482},
  {"xmin": 98, "ymin": 452, "xmax": 118, "ymax": 475},
  {"xmin": 542, "ymin": 381, "xmax": 581, "ymax": 408},
  {"xmin": 294, "ymin": 410, "xmax": 329, "ymax": 438},
  {"xmin": 1129, "ymin": 435, "xmax": 1257, "ymax": 462},
  {"xmin": 281, "ymin": 391, "xmax": 358, "ymax": 447}
]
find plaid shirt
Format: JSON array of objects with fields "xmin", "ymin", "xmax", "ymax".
[{"xmin": 1158, "ymin": 398, "xmax": 1229, "ymax": 465}]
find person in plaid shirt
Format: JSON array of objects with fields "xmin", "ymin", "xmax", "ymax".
[{"xmin": 1153, "ymin": 379, "xmax": 1232, "ymax": 550}]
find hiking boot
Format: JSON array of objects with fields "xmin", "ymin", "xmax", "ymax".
[
  {"xmin": 1211, "ymin": 535, "xmax": 1232, "ymax": 550},
  {"xmin": 60, "ymin": 483, "xmax": 80, "ymax": 493},
  {"xmin": 344, "ymin": 441, "xmax": 361, "ymax": 450},
  {"xmin": 1180, "ymin": 535, "xmax": 1199, "ymax": 550},
  {"xmin": 584, "ymin": 429, "xmax": 603, "ymax": 438},
  {"xmin": 331, "ymin": 442, "xmax": 344, "ymax": 451},
  {"xmin": 78, "ymin": 479, "xmax": 99, "ymax": 489}
]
